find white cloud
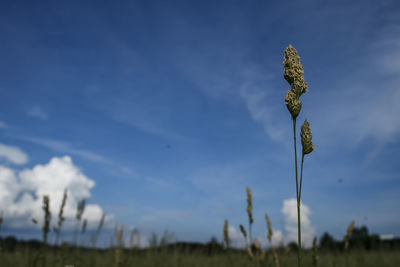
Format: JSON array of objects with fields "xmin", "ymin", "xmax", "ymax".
[
  {"xmin": 282, "ymin": 198, "xmax": 316, "ymax": 248},
  {"xmin": 254, "ymin": 229, "xmax": 284, "ymax": 249},
  {"xmin": 27, "ymin": 106, "xmax": 48, "ymax": 120},
  {"xmin": 0, "ymin": 156, "xmax": 104, "ymax": 228},
  {"xmin": 126, "ymin": 227, "xmax": 150, "ymax": 248},
  {"xmin": 380, "ymin": 234, "xmax": 395, "ymax": 240},
  {"xmin": 0, "ymin": 143, "xmax": 29, "ymax": 165},
  {"xmin": 228, "ymin": 225, "xmax": 247, "ymax": 249},
  {"xmin": 270, "ymin": 229, "xmax": 284, "ymax": 247}
]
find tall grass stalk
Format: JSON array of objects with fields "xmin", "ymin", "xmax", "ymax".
[
  {"xmin": 283, "ymin": 44, "xmax": 314, "ymax": 267},
  {"xmin": 312, "ymin": 236, "xmax": 318, "ymax": 267},
  {"xmin": 246, "ymin": 187, "xmax": 253, "ymax": 246},
  {"xmin": 41, "ymin": 195, "xmax": 51, "ymax": 267},
  {"xmin": 265, "ymin": 214, "xmax": 280, "ymax": 267},
  {"xmin": 42, "ymin": 195, "xmax": 51, "ymax": 245},
  {"xmin": 344, "ymin": 221, "xmax": 355, "ymax": 251},
  {"xmin": 114, "ymin": 225, "xmax": 124, "ymax": 267},
  {"xmin": 91, "ymin": 213, "xmax": 105, "ymax": 248},
  {"xmin": 223, "ymin": 220, "xmax": 230, "ymax": 250},
  {"xmin": 0, "ymin": 213, "xmax": 3, "ymax": 233},
  {"xmin": 54, "ymin": 188, "xmax": 67, "ymax": 246},
  {"xmin": 74, "ymin": 199, "xmax": 86, "ymax": 245}
]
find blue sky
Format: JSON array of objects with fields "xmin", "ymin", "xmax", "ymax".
[{"xmin": 0, "ymin": 0, "xmax": 400, "ymax": 247}]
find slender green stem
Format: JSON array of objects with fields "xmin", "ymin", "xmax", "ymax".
[
  {"xmin": 299, "ymin": 153, "xmax": 305, "ymax": 201},
  {"xmin": 292, "ymin": 119, "xmax": 302, "ymax": 267}
]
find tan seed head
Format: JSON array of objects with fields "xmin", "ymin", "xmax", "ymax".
[
  {"xmin": 246, "ymin": 187, "xmax": 254, "ymax": 224},
  {"xmin": 265, "ymin": 214, "xmax": 273, "ymax": 242},
  {"xmin": 285, "ymin": 90, "xmax": 302, "ymax": 119},
  {"xmin": 301, "ymin": 120, "xmax": 315, "ymax": 155},
  {"xmin": 239, "ymin": 224, "xmax": 247, "ymax": 238},
  {"xmin": 283, "ymin": 44, "xmax": 308, "ymax": 97},
  {"xmin": 223, "ymin": 219, "xmax": 230, "ymax": 249}
]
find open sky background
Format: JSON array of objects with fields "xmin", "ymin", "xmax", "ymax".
[{"xmin": 0, "ymin": 0, "xmax": 399, "ymax": 248}]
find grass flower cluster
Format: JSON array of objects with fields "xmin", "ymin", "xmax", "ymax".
[{"xmin": 283, "ymin": 44, "xmax": 314, "ymax": 267}]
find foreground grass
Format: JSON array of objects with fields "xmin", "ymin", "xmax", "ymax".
[{"xmin": 1, "ymin": 248, "xmax": 400, "ymax": 267}]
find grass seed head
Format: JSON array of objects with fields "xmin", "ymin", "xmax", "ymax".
[
  {"xmin": 42, "ymin": 195, "xmax": 51, "ymax": 244},
  {"xmin": 301, "ymin": 120, "xmax": 314, "ymax": 155},
  {"xmin": 81, "ymin": 219, "xmax": 87, "ymax": 234},
  {"xmin": 246, "ymin": 187, "xmax": 254, "ymax": 224},
  {"xmin": 285, "ymin": 90, "xmax": 302, "ymax": 119},
  {"xmin": 283, "ymin": 44, "xmax": 308, "ymax": 98},
  {"xmin": 344, "ymin": 220, "xmax": 355, "ymax": 250},
  {"xmin": 58, "ymin": 189, "xmax": 68, "ymax": 226},
  {"xmin": 347, "ymin": 220, "xmax": 355, "ymax": 236},
  {"xmin": 117, "ymin": 225, "xmax": 124, "ymax": 248},
  {"xmin": 223, "ymin": 219, "xmax": 230, "ymax": 249},
  {"xmin": 239, "ymin": 224, "xmax": 247, "ymax": 238},
  {"xmin": 98, "ymin": 213, "xmax": 105, "ymax": 231},
  {"xmin": 265, "ymin": 214, "xmax": 273, "ymax": 242},
  {"xmin": 76, "ymin": 199, "xmax": 86, "ymax": 221}
]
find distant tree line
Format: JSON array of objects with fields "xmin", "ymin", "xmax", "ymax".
[
  {"xmin": 319, "ymin": 225, "xmax": 400, "ymax": 251},
  {"xmin": 1, "ymin": 225, "xmax": 399, "ymax": 253}
]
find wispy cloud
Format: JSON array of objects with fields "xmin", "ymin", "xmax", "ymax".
[
  {"xmin": 0, "ymin": 121, "xmax": 8, "ymax": 129},
  {"xmin": 18, "ymin": 136, "xmax": 110, "ymax": 164},
  {"xmin": 84, "ymin": 84, "xmax": 189, "ymax": 143},
  {"xmin": 239, "ymin": 68, "xmax": 288, "ymax": 143},
  {"xmin": 0, "ymin": 143, "xmax": 29, "ymax": 165},
  {"xmin": 309, "ymin": 26, "xmax": 400, "ymax": 158},
  {"xmin": 27, "ymin": 106, "xmax": 48, "ymax": 120}
]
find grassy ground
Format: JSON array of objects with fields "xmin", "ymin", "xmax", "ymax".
[{"xmin": 1, "ymin": 248, "xmax": 400, "ymax": 267}]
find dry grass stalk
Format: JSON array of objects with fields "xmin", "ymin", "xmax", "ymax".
[
  {"xmin": 42, "ymin": 195, "xmax": 51, "ymax": 244},
  {"xmin": 81, "ymin": 219, "xmax": 87, "ymax": 234},
  {"xmin": 344, "ymin": 221, "xmax": 355, "ymax": 251},
  {"xmin": 239, "ymin": 224, "xmax": 248, "ymax": 247},
  {"xmin": 117, "ymin": 225, "xmax": 124, "ymax": 247},
  {"xmin": 265, "ymin": 214, "xmax": 280, "ymax": 267},
  {"xmin": 129, "ymin": 228, "xmax": 139, "ymax": 248},
  {"xmin": 240, "ymin": 223, "xmax": 254, "ymax": 259},
  {"xmin": 253, "ymin": 239, "xmax": 266, "ymax": 262},
  {"xmin": 0, "ymin": 214, "xmax": 3, "ymax": 232},
  {"xmin": 74, "ymin": 199, "xmax": 86, "ymax": 244},
  {"xmin": 223, "ymin": 219, "xmax": 230, "ymax": 249},
  {"xmin": 92, "ymin": 213, "xmax": 105, "ymax": 248},
  {"xmin": 76, "ymin": 199, "xmax": 86, "ymax": 221},
  {"xmin": 114, "ymin": 225, "xmax": 124, "ymax": 267},
  {"xmin": 54, "ymin": 188, "xmax": 68, "ymax": 245},
  {"xmin": 246, "ymin": 186, "xmax": 254, "ymax": 245},
  {"xmin": 312, "ymin": 236, "xmax": 318, "ymax": 266}
]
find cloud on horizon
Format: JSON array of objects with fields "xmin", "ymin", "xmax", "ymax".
[
  {"xmin": 282, "ymin": 198, "xmax": 316, "ymax": 248},
  {"xmin": 0, "ymin": 154, "xmax": 104, "ymax": 229}
]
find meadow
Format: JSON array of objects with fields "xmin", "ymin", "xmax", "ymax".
[
  {"xmin": 1, "ymin": 45, "xmax": 399, "ymax": 267},
  {"xmin": 0, "ymin": 244, "xmax": 400, "ymax": 267}
]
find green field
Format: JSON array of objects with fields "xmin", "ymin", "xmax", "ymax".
[{"xmin": 1, "ymin": 247, "xmax": 400, "ymax": 267}]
